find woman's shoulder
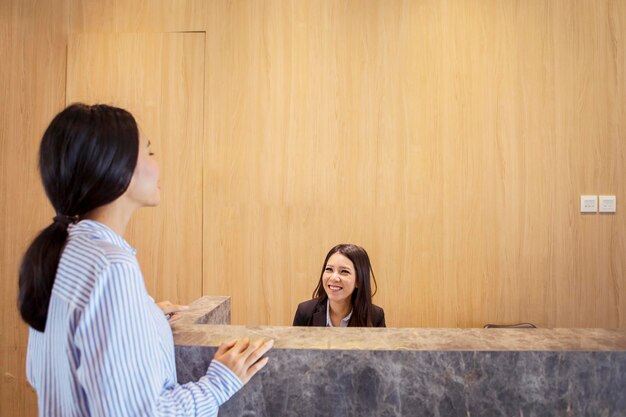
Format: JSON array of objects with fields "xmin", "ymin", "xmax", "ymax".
[
  {"xmin": 371, "ymin": 303, "xmax": 385, "ymax": 314},
  {"xmin": 293, "ymin": 298, "xmax": 325, "ymax": 326},
  {"xmin": 65, "ymin": 235, "xmax": 137, "ymax": 270},
  {"xmin": 297, "ymin": 298, "xmax": 324, "ymax": 313},
  {"xmin": 68, "ymin": 221, "xmax": 137, "ymax": 264},
  {"xmin": 370, "ymin": 303, "xmax": 386, "ymax": 327}
]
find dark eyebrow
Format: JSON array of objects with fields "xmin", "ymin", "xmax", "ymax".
[{"xmin": 327, "ymin": 263, "xmax": 352, "ymax": 271}]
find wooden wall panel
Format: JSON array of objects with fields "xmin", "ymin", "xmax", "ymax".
[
  {"xmin": 66, "ymin": 32, "xmax": 205, "ymax": 305},
  {"xmin": 4, "ymin": 4, "xmax": 626, "ymax": 415},
  {"xmin": 0, "ymin": 1, "xmax": 68, "ymax": 416},
  {"xmin": 202, "ymin": 0, "xmax": 449, "ymax": 327},
  {"xmin": 69, "ymin": 0, "xmax": 207, "ymax": 33},
  {"xmin": 203, "ymin": 0, "xmax": 626, "ymax": 328}
]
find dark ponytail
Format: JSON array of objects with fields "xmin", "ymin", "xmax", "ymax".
[{"xmin": 19, "ymin": 103, "xmax": 139, "ymax": 331}]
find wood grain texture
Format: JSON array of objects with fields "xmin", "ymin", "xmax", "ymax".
[
  {"xmin": 69, "ymin": 0, "xmax": 207, "ymax": 33},
  {"xmin": 202, "ymin": 0, "xmax": 626, "ymax": 328},
  {"xmin": 3, "ymin": 1, "xmax": 626, "ymax": 415},
  {"xmin": 1, "ymin": 1, "xmax": 68, "ymax": 416},
  {"xmin": 66, "ymin": 32, "xmax": 205, "ymax": 305}
]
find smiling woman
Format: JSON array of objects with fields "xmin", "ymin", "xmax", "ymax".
[{"xmin": 293, "ymin": 244, "xmax": 386, "ymax": 327}]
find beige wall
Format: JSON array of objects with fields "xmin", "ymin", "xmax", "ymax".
[
  {"xmin": 66, "ymin": 31, "xmax": 206, "ymax": 306},
  {"xmin": 2, "ymin": 1, "xmax": 626, "ymax": 415},
  {"xmin": 1, "ymin": 0, "xmax": 68, "ymax": 415}
]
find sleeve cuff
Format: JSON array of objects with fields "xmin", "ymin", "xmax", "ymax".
[{"xmin": 204, "ymin": 359, "xmax": 244, "ymax": 405}]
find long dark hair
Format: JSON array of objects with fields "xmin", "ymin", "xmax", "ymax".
[
  {"xmin": 312, "ymin": 244, "xmax": 378, "ymax": 327},
  {"xmin": 18, "ymin": 103, "xmax": 139, "ymax": 331}
]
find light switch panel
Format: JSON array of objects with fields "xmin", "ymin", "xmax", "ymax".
[
  {"xmin": 599, "ymin": 195, "xmax": 616, "ymax": 213},
  {"xmin": 580, "ymin": 195, "xmax": 598, "ymax": 213}
]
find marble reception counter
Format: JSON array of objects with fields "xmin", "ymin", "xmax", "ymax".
[{"xmin": 173, "ymin": 297, "xmax": 626, "ymax": 416}]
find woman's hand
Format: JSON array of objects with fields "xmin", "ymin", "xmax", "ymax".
[
  {"xmin": 156, "ymin": 300, "xmax": 189, "ymax": 324},
  {"xmin": 213, "ymin": 337, "xmax": 274, "ymax": 385}
]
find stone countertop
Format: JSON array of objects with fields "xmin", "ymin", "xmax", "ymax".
[
  {"xmin": 174, "ymin": 298, "xmax": 626, "ymax": 416},
  {"xmin": 173, "ymin": 297, "xmax": 626, "ymax": 352}
]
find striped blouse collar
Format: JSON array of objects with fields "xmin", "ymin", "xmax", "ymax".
[{"xmin": 68, "ymin": 219, "xmax": 137, "ymax": 255}]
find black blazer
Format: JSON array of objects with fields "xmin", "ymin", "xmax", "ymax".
[{"xmin": 292, "ymin": 298, "xmax": 386, "ymax": 327}]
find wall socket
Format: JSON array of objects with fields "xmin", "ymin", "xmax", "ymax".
[
  {"xmin": 580, "ymin": 195, "xmax": 617, "ymax": 213},
  {"xmin": 580, "ymin": 195, "xmax": 598, "ymax": 213},
  {"xmin": 599, "ymin": 195, "xmax": 616, "ymax": 213}
]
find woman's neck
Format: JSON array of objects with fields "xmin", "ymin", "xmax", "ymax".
[
  {"xmin": 329, "ymin": 299, "xmax": 352, "ymax": 325},
  {"xmin": 83, "ymin": 199, "xmax": 137, "ymax": 237}
]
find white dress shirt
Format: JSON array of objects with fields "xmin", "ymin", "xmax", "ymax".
[{"xmin": 326, "ymin": 300, "xmax": 353, "ymax": 327}]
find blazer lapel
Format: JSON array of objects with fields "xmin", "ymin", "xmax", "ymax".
[{"xmin": 311, "ymin": 302, "xmax": 327, "ymax": 327}]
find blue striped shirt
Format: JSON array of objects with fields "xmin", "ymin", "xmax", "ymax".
[{"xmin": 26, "ymin": 220, "xmax": 242, "ymax": 416}]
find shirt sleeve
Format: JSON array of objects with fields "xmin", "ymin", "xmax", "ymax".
[{"xmin": 74, "ymin": 261, "xmax": 242, "ymax": 417}]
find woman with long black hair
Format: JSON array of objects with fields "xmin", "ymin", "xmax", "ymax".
[
  {"xmin": 293, "ymin": 244, "xmax": 385, "ymax": 327},
  {"xmin": 19, "ymin": 103, "xmax": 273, "ymax": 416}
]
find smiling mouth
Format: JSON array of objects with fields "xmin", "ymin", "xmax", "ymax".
[{"xmin": 328, "ymin": 285, "xmax": 343, "ymax": 291}]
